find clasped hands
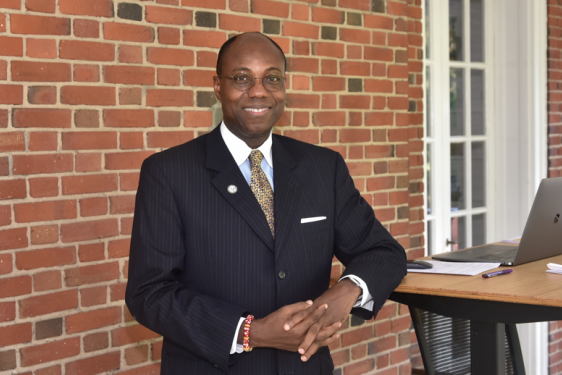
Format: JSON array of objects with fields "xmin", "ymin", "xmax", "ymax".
[{"xmin": 242, "ymin": 279, "xmax": 362, "ymax": 362}]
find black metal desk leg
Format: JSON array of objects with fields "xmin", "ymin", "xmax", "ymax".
[
  {"xmin": 506, "ymin": 324, "xmax": 526, "ymax": 375},
  {"xmin": 471, "ymin": 321, "xmax": 506, "ymax": 375},
  {"xmin": 409, "ymin": 307, "xmax": 436, "ymax": 375}
]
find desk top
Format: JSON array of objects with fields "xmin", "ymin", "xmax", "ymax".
[{"xmin": 396, "ymin": 251, "xmax": 562, "ymax": 308}]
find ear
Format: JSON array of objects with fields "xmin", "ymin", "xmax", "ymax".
[{"xmin": 213, "ymin": 76, "xmax": 222, "ymax": 102}]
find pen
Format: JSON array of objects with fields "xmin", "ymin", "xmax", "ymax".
[{"xmin": 482, "ymin": 269, "xmax": 513, "ymax": 278}]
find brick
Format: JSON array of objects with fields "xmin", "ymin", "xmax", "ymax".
[
  {"xmin": 184, "ymin": 111, "xmax": 212, "ymax": 127},
  {"xmin": 340, "ymin": 61, "xmax": 370, "ymax": 76},
  {"xmin": 120, "ymin": 172, "xmax": 140, "ymax": 191},
  {"xmin": 117, "ymin": 364, "xmax": 161, "ymax": 375},
  {"xmin": 152, "ymin": 341, "xmax": 163, "ymax": 361},
  {"xmin": 13, "ymin": 108, "xmax": 71, "ymax": 128},
  {"xmin": 104, "ymin": 22, "xmax": 154, "ymax": 43},
  {"xmin": 147, "ymin": 89, "xmax": 193, "ymax": 107},
  {"xmin": 11, "ymin": 14, "xmax": 70, "ymax": 35},
  {"xmin": 286, "ymin": 93, "xmax": 319, "ymax": 108},
  {"xmin": 65, "ymin": 261, "xmax": 120, "ymax": 286},
  {"xmin": 26, "ymin": 0, "xmax": 56, "ymax": 13},
  {"xmin": 0, "ymin": 323, "xmax": 32, "ymax": 348},
  {"xmin": 0, "ymin": 131, "xmax": 24, "ymax": 151},
  {"xmin": 148, "ymin": 47, "xmax": 194, "ymax": 66},
  {"xmin": 125, "ymin": 345, "xmax": 148, "ymax": 365},
  {"xmin": 36, "ymin": 318, "xmax": 63, "ymax": 340},
  {"xmin": 60, "ymin": 40, "xmax": 114, "ymax": 61},
  {"xmin": 218, "ymin": 14, "xmax": 260, "ymax": 32},
  {"xmin": 70, "ymin": 63, "xmax": 100, "ymax": 82},
  {"xmin": 0, "ymin": 158, "xmax": 7, "ymax": 177},
  {"xmin": 283, "ymin": 21, "xmax": 319, "ymax": 39},
  {"xmin": 84, "ymin": 332, "xmax": 109, "ymax": 352},
  {"xmin": 145, "ymin": 131, "xmax": 194, "ymax": 148},
  {"xmin": 109, "ymin": 195, "xmax": 135, "ymax": 215},
  {"xmin": 0, "ymin": 60, "xmax": 6, "ymax": 80},
  {"xmin": 105, "ymin": 151, "xmax": 154, "ymax": 170},
  {"xmin": 365, "ymin": 79, "xmax": 393, "ymax": 93},
  {"xmin": 344, "ymin": 358, "xmax": 375, "ymax": 375},
  {"xmin": 0, "ymin": 84, "xmax": 23, "ymax": 104},
  {"xmin": 26, "ymin": 132, "xmax": 53, "ymax": 152},
  {"xmin": 312, "ymin": 8, "xmax": 344, "ymax": 23},
  {"xmin": 364, "ymin": 46, "xmax": 394, "ymax": 61},
  {"xmin": 0, "ymin": 36, "xmax": 23, "ymax": 56},
  {"xmin": 0, "ymin": 228, "xmax": 26, "ymax": 253},
  {"xmin": 284, "ymin": 129, "xmax": 319, "ymax": 144},
  {"xmin": 112, "ymin": 324, "xmax": 160, "ymax": 347},
  {"xmin": 61, "ymin": 86, "xmax": 115, "ymax": 105},
  {"xmin": 0, "ymin": 205, "xmax": 10, "ymax": 226},
  {"xmin": 0, "ymin": 0, "xmax": 20, "ymax": 9},
  {"xmin": 185, "ymin": 30, "xmax": 226, "ymax": 49},
  {"xmin": 28, "ymin": 86, "xmax": 56, "ymax": 105},
  {"xmin": 313, "ymin": 111, "xmax": 346, "ymax": 126},
  {"xmin": 340, "ymin": 95, "xmax": 370, "ymax": 109},
  {"xmin": 182, "ymin": 0, "xmax": 225, "ymax": 9},
  {"xmin": 16, "ymin": 246, "xmax": 75, "ymax": 270},
  {"xmin": 78, "ymin": 243, "xmax": 105, "ymax": 262},
  {"xmin": 11, "ymin": 61, "xmax": 70, "ymax": 82},
  {"xmin": 0, "ymin": 180, "xmax": 26, "ymax": 201},
  {"xmin": 341, "ymin": 129, "xmax": 370, "ymax": 143},
  {"xmin": 119, "ymin": 88, "xmax": 142, "ymax": 105},
  {"xmin": 366, "ymin": 145, "xmax": 393, "ymax": 158},
  {"xmin": 117, "ymin": 45, "xmax": 142, "ymax": 64},
  {"xmin": 20, "ymin": 337, "xmax": 80, "ymax": 367},
  {"xmin": 13, "ymin": 154, "xmax": 72, "ymax": 175},
  {"xmin": 66, "ymin": 306, "xmax": 121, "ymax": 334},
  {"xmin": 26, "ymin": 38, "xmax": 56, "ymax": 58},
  {"xmin": 81, "ymin": 286, "xmax": 107, "ymax": 306},
  {"xmin": 314, "ymin": 42, "xmax": 344, "ymax": 58},
  {"xmin": 158, "ymin": 68, "xmax": 180, "ymax": 86},
  {"xmin": 364, "ymin": 14, "xmax": 393, "ymax": 29},
  {"xmin": 75, "ymin": 154, "xmax": 102, "ymax": 172},
  {"xmin": 108, "ymin": 239, "xmax": 130, "ymax": 259},
  {"xmin": 340, "ymin": 28, "xmax": 370, "ymax": 44},
  {"xmin": 312, "ymin": 76, "xmax": 345, "ymax": 91},
  {"xmin": 288, "ymin": 57, "xmax": 319, "ymax": 73},
  {"xmin": 104, "ymin": 66, "xmax": 154, "ymax": 85},
  {"xmin": 251, "ymin": 0, "xmax": 289, "ymax": 17},
  {"xmin": 0, "ymin": 302, "xmax": 15, "ymax": 322},
  {"xmin": 62, "ymin": 131, "xmax": 117, "ymax": 150},
  {"xmin": 33, "ymin": 270, "xmax": 62, "ymax": 292},
  {"xmin": 159, "ymin": 27, "xmax": 181, "ymax": 45},
  {"xmin": 62, "ymin": 174, "xmax": 117, "ymax": 195},
  {"xmin": 120, "ymin": 132, "xmax": 144, "ymax": 149},
  {"xmin": 14, "ymin": 200, "xmax": 77, "ymax": 223},
  {"xmin": 0, "ymin": 275, "xmax": 30, "ymax": 299},
  {"xmin": 110, "ymin": 283, "xmax": 126, "ymax": 302},
  {"xmin": 60, "ymin": 0, "xmax": 113, "ymax": 17},
  {"xmin": 183, "ymin": 69, "xmax": 215, "ymax": 87},
  {"xmin": 146, "ymin": 6, "xmax": 192, "ymax": 25},
  {"xmin": 159, "ymin": 111, "xmax": 181, "ymax": 127},
  {"xmin": 65, "ymin": 352, "xmax": 120, "ymax": 375},
  {"xmin": 74, "ymin": 19, "xmax": 99, "ymax": 38}
]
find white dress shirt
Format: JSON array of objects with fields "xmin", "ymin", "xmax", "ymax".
[{"xmin": 219, "ymin": 123, "xmax": 374, "ymax": 354}]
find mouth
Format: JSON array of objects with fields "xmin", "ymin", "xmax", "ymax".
[{"xmin": 244, "ymin": 107, "xmax": 271, "ymax": 115}]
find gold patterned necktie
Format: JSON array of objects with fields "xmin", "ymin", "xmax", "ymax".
[{"xmin": 249, "ymin": 150, "xmax": 275, "ymax": 238}]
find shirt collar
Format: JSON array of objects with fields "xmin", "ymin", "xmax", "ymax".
[{"xmin": 220, "ymin": 122, "xmax": 273, "ymax": 169}]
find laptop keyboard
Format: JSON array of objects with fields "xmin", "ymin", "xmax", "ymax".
[{"xmin": 475, "ymin": 248, "xmax": 518, "ymax": 262}]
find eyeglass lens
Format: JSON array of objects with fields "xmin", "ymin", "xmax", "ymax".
[{"xmin": 231, "ymin": 73, "xmax": 285, "ymax": 91}]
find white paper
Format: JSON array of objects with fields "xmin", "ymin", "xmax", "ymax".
[
  {"xmin": 546, "ymin": 263, "xmax": 562, "ymax": 274},
  {"xmin": 407, "ymin": 261, "xmax": 502, "ymax": 276}
]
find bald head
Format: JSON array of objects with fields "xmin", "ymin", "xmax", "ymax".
[{"xmin": 216, "ymin": 32, "xmax": 286, "ymax": 76}]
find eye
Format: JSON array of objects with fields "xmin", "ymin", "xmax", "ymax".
[
  {"xmin": 265, "ymin": 75, "xmax": 281, "ymax": 83},
  {"xmin": 233, "ymin": 74, "xmax": 252, "ymax": 82}
]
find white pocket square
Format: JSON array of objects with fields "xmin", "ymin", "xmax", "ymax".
[{"xmin": 301, "ymin": 216, "xmax": 327, "ymax": 224}]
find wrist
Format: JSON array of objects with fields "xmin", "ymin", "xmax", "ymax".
[{"xmin": 338, "ymin": 278, "xmax": 362, "ymax": 300}]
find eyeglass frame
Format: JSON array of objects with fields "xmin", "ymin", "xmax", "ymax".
[{"xmin": 216, "ymin": 72, "xmax": 287, "ymax": 92}]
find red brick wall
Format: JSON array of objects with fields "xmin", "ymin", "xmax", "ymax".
[
  {"xmin": 549, "ymin": 1, "xmax": 562, "ymax": 374},
  {"xmin": 0, "ymin": 0, "xmax": 423, "ymax": 374}
]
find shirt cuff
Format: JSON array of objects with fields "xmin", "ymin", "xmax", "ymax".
[
  {"xmin": 339, "ymin": 274, "xmax": 374, "ymax": 311},
  {"xmin": 230, "ymin": 317, "xmax": 246, "ymax": 354}
]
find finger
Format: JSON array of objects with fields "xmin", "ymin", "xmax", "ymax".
[
  {"xmin": 301, "ymin": 332, "xmax": 340, "ymax": 362},
  {"xmin": 285, "ymin": 302, "xmax": 324, "ymax": 331},
  {"xmin": 298, "ymin": 321, "xmax": 339, "ymax": 354}
]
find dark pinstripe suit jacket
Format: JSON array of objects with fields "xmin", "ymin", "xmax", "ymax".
[{"xmin": 125, "ymin": 126, "xmax": 406, "ymax": 375}]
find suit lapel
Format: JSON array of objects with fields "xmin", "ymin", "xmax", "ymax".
[
  {"xmin": 272, "ymin": 136, "xmax": 301, "ymax": 259},
  {"xmin": 205, "ymin": 127, "xmax": 274, "ymax": 251}
]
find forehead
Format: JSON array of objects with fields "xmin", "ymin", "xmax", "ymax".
[{"xmin": 222, "ymin": 35, "xmax": 284, "ymax": 73}]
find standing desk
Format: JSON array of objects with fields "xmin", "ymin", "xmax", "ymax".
[{"xmin": 389, "ymin": 253, "xmax": 562, "ymax": 375}]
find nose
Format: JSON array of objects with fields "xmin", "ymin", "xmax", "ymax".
[{"xmin": 247, "ymin": 77, "xmax": 269, "ymax": 98}]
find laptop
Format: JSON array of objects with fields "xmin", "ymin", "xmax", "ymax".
[{"xmin": 432, "ymin": 177, "xmax": 562, "ymax": 266}]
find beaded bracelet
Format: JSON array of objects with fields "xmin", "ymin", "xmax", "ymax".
[{"xmin": 243, "ymin": 315, "xmax": 254, "ymax": 352}]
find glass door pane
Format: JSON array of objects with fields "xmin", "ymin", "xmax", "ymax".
[
  {"xmin": 470, "ymin": 0, "xmax": 484, "ymax": 62},
  {"xmin": 450, "ymin": 143, "xmax": 465, "ymax": 211},
  {"xmin": 450, "ymin": 68, "xmax": 465, "ymax": 136},
  {"xmin": 449, "ymin": 0, "xmax": 464, "ymax": 61}
]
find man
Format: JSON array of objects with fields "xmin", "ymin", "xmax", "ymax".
[{"xmin": 126, "ymin": 32, "xmax": 406, "ymax": 375}]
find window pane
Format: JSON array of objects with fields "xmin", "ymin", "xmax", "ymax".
[
  {"xmin": 449, "ymin": 0, "xmax": 464, "ymax": 61},
  {"xmin": 471, "ymin": 141, "xmax": 485, "ymax": 208},
  {"xmin": 470, "ymin": 0, "xmax": 484, "ymax": 62},
  {"xmin": 451, "ymin": 216, "xmax": 466, "ymax": 250},
  {"xmin": 425, "ymin": 0, "xmax": 430, "ymax": 59},
  {"xmin": 451, "ymin": 143, "xmax": 465, "ymax": 210},
  {"xmin": 471, "ymin": 69, "xmax": 485, "ymax": 135},
  {"xmin": 427, "ymin": 219, "xmax": 433, "ymax": 255},
  {"xmin": 426, "ymin": 66, "xmax": 431, "ymax": 137},
  {"xmin": 427, "ymin": 143, "xmax": 432, "ymax": 215},
  {"xmin": 450, "ymin": 68, "xmax": 464, "ymax": 136},
  {"xmin": 472, "ymin": 214, "xmax": 486, "ymax": 246}
]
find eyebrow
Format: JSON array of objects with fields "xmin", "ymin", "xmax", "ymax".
[{"xmin": 231, "ymin": 67, "xmax": 283, "ymax": 74}]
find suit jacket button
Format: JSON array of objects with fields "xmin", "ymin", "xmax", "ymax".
[{"xmin": 278, "ymin": 271, "xmax": 286, "ymax": 279}]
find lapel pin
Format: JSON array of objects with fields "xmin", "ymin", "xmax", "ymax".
[{"xmin": 227, "ymin": 185, "xmax": 238, "ymax": 194}]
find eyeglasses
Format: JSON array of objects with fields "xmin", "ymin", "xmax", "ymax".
[{"xmin": 217, "ymin": 73, "xmax": 286, "ymax": 92}]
